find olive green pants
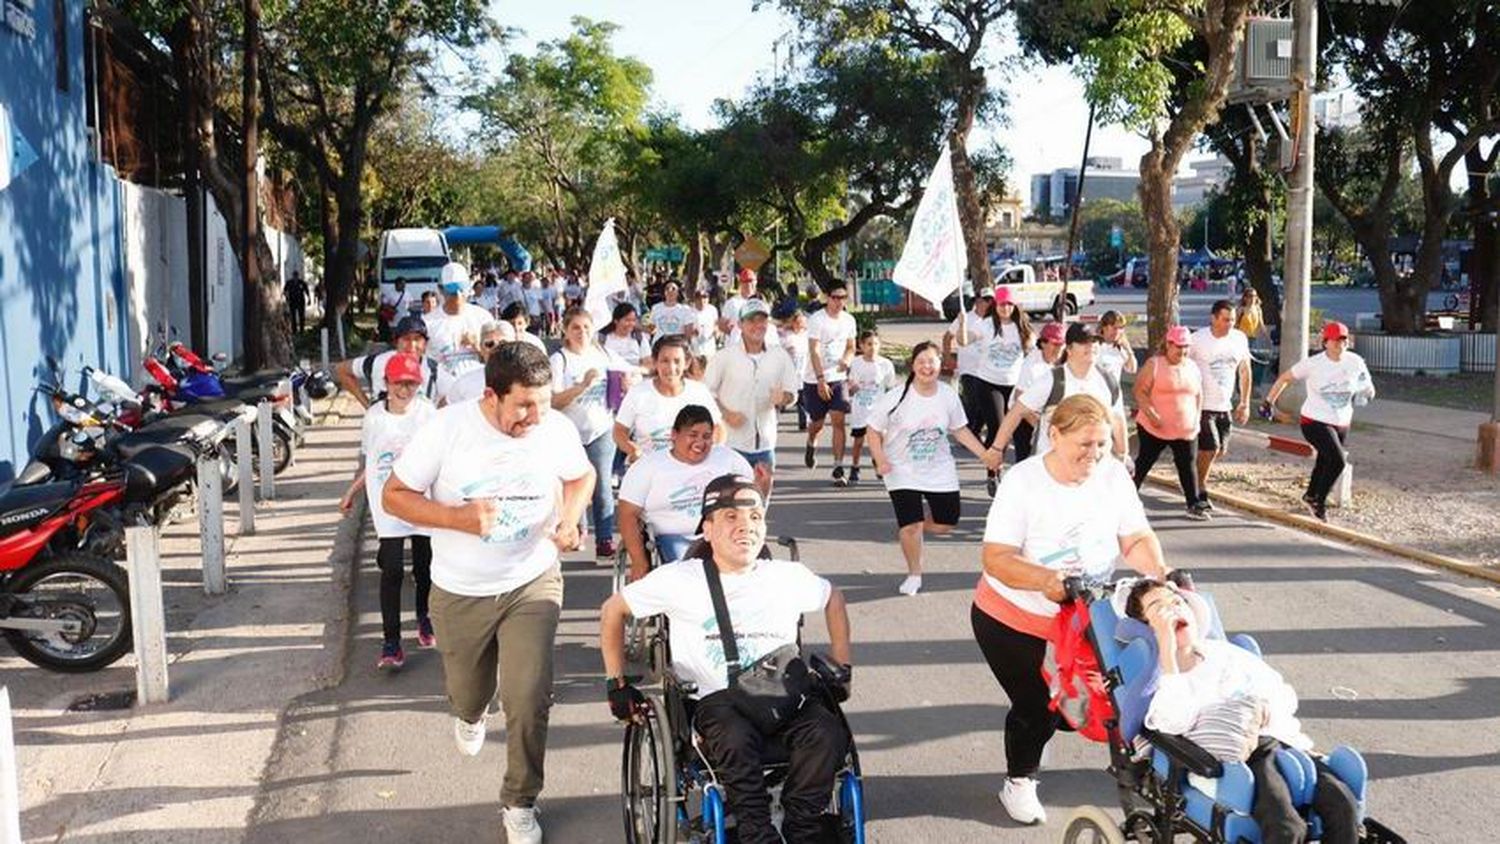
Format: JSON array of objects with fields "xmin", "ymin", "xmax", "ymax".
[{"xmin": 429, "ymin": 565, "xmax": 563, "ymax": 807}]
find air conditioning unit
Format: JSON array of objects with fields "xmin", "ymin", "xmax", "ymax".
[{"xmin": 1227, "ymin": 18, "xmax": 1296, "ymax": 105}]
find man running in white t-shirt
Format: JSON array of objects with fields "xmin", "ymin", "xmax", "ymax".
[
  {"xmin": 383, "ymin": 344, "xmax": 594, "ymax": 844},
  {"xmin": 1188, "ymin": 299, "xmax": 1252, "ymax": 510},
  {"xmin": 803, "ymin": 284, "xmax": 859, "ymax": 485}
]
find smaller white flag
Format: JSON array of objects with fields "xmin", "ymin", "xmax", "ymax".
[
  {"xmin": 585, "ymin": 218, "xmax": 628, "ymax": 329},
  {"xmin": 892, "ymin": 146, "xmax": 968, "ymax": 309}
]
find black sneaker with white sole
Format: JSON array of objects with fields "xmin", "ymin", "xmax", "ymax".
[
  {"xmin": 1185, "ymin": 505, "xmax": 1211, "ymax": 521},
  {"xmin": 847, "ymin": 467, "xmax": 861, "ymax": 486},
  {"xmin": 831, "ymin": 466, "xmax": 847, "ymax": 487},
  {"xmin": 804, "ymin": 443, "xmax": 817, "ymax": 469}
]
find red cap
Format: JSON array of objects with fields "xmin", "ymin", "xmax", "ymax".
[
  {"xmin": 1322, "ymin": 321, "xmax": 1350, "ymax": 341},
  {"xmin": 736, "ymin": 267, "xmax": 757, "ymax": 284},
  {"xmin": 1038, "ymin": 322, "xmax": 1065, "ymax": 344},
  {"xmin": 384, "ymin": 352, "xmax": 424, "ymax": 385},
  {"xmin": 992, "ymin": 286, "xmax": 1015, "ymax": 305}
]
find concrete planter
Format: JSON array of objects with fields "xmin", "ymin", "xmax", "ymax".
[
  {"xmin": 1459, "ymin": 332, "xmax": 1496, "ymax": 373},
  {"xmin": 1352, "ymin": 332, "xmax": 1461, "ymax": 376}
]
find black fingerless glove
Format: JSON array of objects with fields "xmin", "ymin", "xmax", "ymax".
[{"xmin": 607, "ymin": 678, "xmax": 645, "ymax": 721}]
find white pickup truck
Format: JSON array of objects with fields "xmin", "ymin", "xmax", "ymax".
[{"xmin": 993, "ymin": 263, "xmax": 1095, "ymax": 317}]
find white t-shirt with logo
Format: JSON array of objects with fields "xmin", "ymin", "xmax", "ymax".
[
  {"xmin": 691, "ymin": 304, "xmax": 720, "ymax": 357},
  {"xmin": 551, "ymin": 345, "xmax": 617, "ymax": 444},
  {"xmin": 949, "ymin": 311, "xmax": 986, "ymax": 378},
  {"xmin": 445, "ymin": 368, "xmax": 487, "ymax": 406},
  {"xmin": 621, "ymin": 558, "xmax": 832, "ymax": 698},
  {"xmin": 425, "ymin": 303, "xmax": 493, "ymax": 373},
  {"xmin": 781, "ymin": 328, "xmax": 811, "ymax": 382},
  {"xmin": 361, "ymin": 397, "xmax": 438, "ymax": 538},
  {"xmin": 1189, "ymin": 328, "xmax": 1252, "ymax": 412},
  {"xmin": 1096, "ymin": 343, "xmax": 1133, "ymax": 385},
  {"xmin": 977, "ymin": 321, "xmax": 1028, "ymax": 386},
  {"xmin": 650, "ymin": 303, "xmax": 697, "ymax": 339},
  {"xmin": 1017, "ymin": 364, "xmax": 1123, "ymax": 454},
  {"xmin": 847, "ymin": 355, "xmax": 898, "ymax": 429},
  {"xmin": 866, "ymin": 381, "xmax": 969, "ymax": 493},
  {"xmin": 615, "ymin": 379, "xmax": 722, "ymax": 455},
  {"xmin": 1015, "ymin": 348, "xmax": 1054, "ymax": 394},
  {"xmin": 1292, "ymin": 351, "xmax": 1374, "ymax": 427},
  {"xmin": 983, "ymin": 455, "xmax": 1149, "ymax": 620},
  {"xmin": 603, "ymin": 332, "xmax": 652, "ymax": 369},
  {"xmin": 805, "ymin": 308, "xmax": 858, "ymax": 384},
  {"xmin": 618, "ymin": 446, "xmax": 754, "ymax": 537},
  {"xmin": 392, "ymin": 403, "xmax": 590, "ymax": 596}
]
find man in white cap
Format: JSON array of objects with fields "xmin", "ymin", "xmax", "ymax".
[{"xmin": 427, "ymin": 261, "xmax": 497, "ymax": 405}]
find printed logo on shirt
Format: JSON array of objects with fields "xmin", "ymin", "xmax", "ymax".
[
  {"xmin": 667, "ymin": 483, "xmax": 704, "ymax": 518},
  {"xmin": 1208, "ymin": 356, "xmax": 1238, "ymax": 393},
  {"xmin": 988, "ymin": 337, "xmax": 1022, "ymax": 369},
  {"xmin": 700, "ymin": 610, "xmax": 785, "ymax": 671},
  {"xmin": 906, "ymin": 425, "xmax": 946, "ymax": 464},
  {"xmin": 458, "ymin": 474, "xmax": 556, "ymax": 545},
  {"xmin": 1036, "ymin": 523, "xmax": 1118, "ymax": 579}
]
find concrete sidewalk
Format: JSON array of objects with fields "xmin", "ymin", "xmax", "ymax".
[
  {"xmin": 1355, "ymin": 397, "xmax": 1491, "ymax": 442},
  {"xmin": 8, "ymin": 396, "xmax": 366, "ymax": 844}
]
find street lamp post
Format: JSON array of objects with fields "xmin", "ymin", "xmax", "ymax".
[{"xmin": 1279, "ymin": 0, "xmax": 1316, "ymax": 381}]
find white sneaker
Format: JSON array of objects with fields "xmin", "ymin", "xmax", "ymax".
[
  {"xmin": 898, "ymin": 575, "xmax": 923, "ymax": 596},
  {"xmin": 999, "ymin": 776, "xmax": 1046, "ymax": 825},
  {"xmin": 454, "ymin": 716, "xmax": 486, "ymax": 757},
  {"xmin": 502, "ymin": 805, "xmax": 543, "ymax": 844}
]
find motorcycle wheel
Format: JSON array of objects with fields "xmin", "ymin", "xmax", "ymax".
[
  {"xmin": 220, "ymin": 441, "xmax": 240, "ymax": 496},
  {"xmin": 2, "ymin": 553, "xmax": 132, "ymax": 673},
  {"xmin": 248, "ymin": 425, "xmax": 294, "ymax": 477}
]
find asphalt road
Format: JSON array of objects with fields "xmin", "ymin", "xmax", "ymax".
[
  {"xmin": 248, "ymin": 423, "xmax": 1500, "ymax": 844},
  {"xmin": 1082, "ymin": 286, "xmax": 1456, "ymax": 328}
]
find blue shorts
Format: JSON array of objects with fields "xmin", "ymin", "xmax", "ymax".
[
  {"xmin": 801, "ymin": 380, "xmax": 850, "ymax": 422},
  {"xmin": 654, "ymin": 533, "xmax": 694, "ymax": 564},
  {"xmin": 736, "ymin": 449, "xmax": 775, "ymax": 470}
]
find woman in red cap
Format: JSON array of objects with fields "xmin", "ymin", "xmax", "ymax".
[
  {"xmin": 1262, "ymin": 321, "xmax": 1375, "ymax": 521},
  {"xmin": 954, "ymin": 286, "xmax": 1034, "ymax": 493},
  {"xmin": 1131, "ymin": 325, "xmax": 1208, "ymax": 519}
]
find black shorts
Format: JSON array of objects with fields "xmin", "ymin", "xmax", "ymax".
[
  {"xmin": 1198, "ymin": 410, "xmax": 1233, "ymax": 452},
  {"xmin": 888, "ymin": 489, "xmax": 962, "ymax": 528},
  {"xmin": 850, "ymin": 426, "xmax": 868, "ymax": 439},
  {"xmin": 801, "ymin": 381, "xmax": 850, "ymax": 422}
]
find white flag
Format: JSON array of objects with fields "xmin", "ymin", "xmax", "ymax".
[
  {"xmin": 892, "ymin": 146, "xmax": 968, "ymax": 309},
  {"xmin": 585, "ymin": 218, "xmax": 628, "ymax": 329}
]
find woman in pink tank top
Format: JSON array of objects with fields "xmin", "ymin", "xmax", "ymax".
[{"xmin": 1132, "ymin": 325, "xmax": 1209, "ymax": 519}]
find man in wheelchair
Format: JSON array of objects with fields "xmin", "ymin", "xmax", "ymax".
[
  {"xmin": 1125, "ymin": 578, "xmax": 1359, "ymax": 844},
  {"xmin": 600, "ymin": 473, "xmax": 854, "ymax": 843}
]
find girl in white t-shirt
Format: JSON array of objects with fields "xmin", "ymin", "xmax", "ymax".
[
  {"xmin": 867, "ymin": 342, "xmax": 1001, "ymax": 596},
  {"xmin": 600, "ymin": 303, "xmax": 653, "ymax": 375},
  {"xmin": 781, "ymin": 310, "xmax": 812, "ymax": 431},
  {"xmin": 1262, "ymin": 321, "xmax": 1375, "ymax": 521},
  {"xmin": 845, "ymin": 330, "xmax": 898, "ymax": 487},
  {"xmin": 551, "ymin": 305, "xmax": 626, "ymax": 559},
  {"xmin": 338, "ymin": 353, "xmax": 439, "ymax": 670},
  {"xmin": 613, "ymin": 336, "xmax": 724, "ymax": 463},
  {"xmin": 1095, "ymin": 310, "xmax": 1138, "ymax": 383}
]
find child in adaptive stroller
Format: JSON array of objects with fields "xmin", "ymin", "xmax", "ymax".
[{"xmin": 1125, "ymin": 578, "xmax": 1358, "ymax": 843}]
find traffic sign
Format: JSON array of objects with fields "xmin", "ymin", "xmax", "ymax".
[{"xmin": 1109, "ymin": 225, "xmax": 1123, "ymax": 248}]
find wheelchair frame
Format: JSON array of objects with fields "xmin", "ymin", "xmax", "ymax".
[
  {"xmin": 618, "ymin": 537, "xmax": 867, "ymax": 844},
  {"xmin": 1058, "ymin": 581, "xmax": 1406, "ymax": 844}
]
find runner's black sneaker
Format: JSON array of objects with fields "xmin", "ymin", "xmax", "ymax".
[
  {"xmin": 804, "ymin": 443, "xmax": 817, "ymax": 469},
  {"xmin": 832, "ymin": 466, "xmax": 847, "ymax": 487},
  {"xmin": 1185, "ymin": 505, "xmax": 1211, "ymax": 521},
  {"xmin": 1198, "ymin": 496, "xmax": 1216, "ymax": 512},
  {"xmin": 847, "ymin": 467, "xmax": 861, "ymax": 486}
]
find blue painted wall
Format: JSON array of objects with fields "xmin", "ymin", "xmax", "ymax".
[{"xmin": 0, "ymin": 2, "xmax": 131, "ymax": 482}]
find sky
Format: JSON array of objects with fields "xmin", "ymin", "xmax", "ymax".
[{"xmin": 487, "ymin": 1, "xmax": 1203, "ymax": 198}]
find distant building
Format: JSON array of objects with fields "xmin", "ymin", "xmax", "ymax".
[
  {"xmin": 1174, "ymin": 157, "xmax": 1233, "ymax": 209},
  {"xmin": 1314, "ymin": 90, "xmax": 1361, "ymax": 129},
  {"xmin": 1030, "ymin": 158, "xmax": 1145, "ymax": 220}
]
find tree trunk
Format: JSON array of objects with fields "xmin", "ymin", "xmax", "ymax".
[
  {"xmin": 949, "ymin": 70, "xmax": 992, "ymax": 293},
  {"xmin": 1466, "ymin": 145, "xmax": 1498, "ymax": 331},
  {"xmin": 327, "ymin": 176, "xmax": 364, "ymax": 326},
  {"xmin": 1349, "ymin": 217, "xmax": 1405, "ymax": 330},
  {"xmin": 795, "ymin": 240, "xmax": 838, "ymax": 291},
  {"xmin": 1140, "ymin": 154, "xmax": 1181, "ymax": 346},
  {"xmin": 684, "ymin": 231, "xmax": 704, "ymax": 290}
]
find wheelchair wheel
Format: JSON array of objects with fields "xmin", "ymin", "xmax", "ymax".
[
  {"xmin": 1061, "ymin": 805, "xmax": 1125, "ymax": 844},
  {"xmin": 621, "ymin": 694, "xmax": 677, "ymax": 844},
  {"xmin": 836, "ymin": 770, "xmax": 866, "ymax": 843}
]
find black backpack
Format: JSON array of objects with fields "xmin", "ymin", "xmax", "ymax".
[{"xmin": 1034, "ymin": 364, "xmax": 1121, "ymax": 448}]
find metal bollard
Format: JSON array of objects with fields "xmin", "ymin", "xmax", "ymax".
[
  {"xmin": 256, "ymin": 401, "xmax": 276, "ymax": 501},
  {"xmin": 234, "ymin": 414, "xmax": 255, "ymax": 534},
  {"xmin": 1330, "ymin": 461, "xmax": 1353, "ymax": 508},
  {"xmin": 320, "ymin": 328, "xmax": 331, "ymax": 379},
  {"xmin": 197, "ymin": 449, "xmax": 227, "ymax": 595},
  {"xmin": 126, "ymin": 525, "xmax": 170, "ymax": 705},
  {"xmin": 1, "ymin": 687, "xmax": 19, "ymax": 844}
]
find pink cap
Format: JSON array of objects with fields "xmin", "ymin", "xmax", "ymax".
[
  {"xmin": 1165, "ymin": 325, "xmax": 1192, "ymax": 347},
  {"xmin": 992, "ymin": 286, "xmax": 1015, "ymax": 305},
  {"xmin": 1038, "ymin": 322, "xmax": 1065, "ymax": 344}
]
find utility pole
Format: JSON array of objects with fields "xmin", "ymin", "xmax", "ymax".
[
  {"xmin": 1279, "ymin": 0, "xmax": 1316, "ymax": 377},
  {"xmin": 242, "ymin": 0, "xmax": 263, "ymax": 369},
  {"xmin": 1059, "ymin": 103, "xmax": 1096, "ymax": 322}
]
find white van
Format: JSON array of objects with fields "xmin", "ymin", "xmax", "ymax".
[{"xmin": 377, "ymin": 228, "xmax": 450, "ymax": 313}]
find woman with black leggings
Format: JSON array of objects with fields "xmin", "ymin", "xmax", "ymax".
[
  {"xmin": 1263, "ymin": 321, "xmax": 1375, "ymax": 522},
  {"xmin": 1132, "ymin": 325, "xmax": 1208, "ymax": 519},
  {"xmin": 975, "ymin": 394, "xmax": 1170, "ymax": 827},
  {"xmin": 955, "ymin": 287, "xmax": 1032, "ymax": 493}
]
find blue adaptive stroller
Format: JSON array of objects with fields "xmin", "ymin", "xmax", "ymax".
[{"xmin": 1059, "ymin": 578, "xmax": 1405, "ymax": 844}]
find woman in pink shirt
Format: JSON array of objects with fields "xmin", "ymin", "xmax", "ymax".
[{"xmin": 1132, "ymin": 325, "xmax": 1208, "ymax": 520}]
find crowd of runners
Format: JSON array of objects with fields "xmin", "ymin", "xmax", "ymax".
[{"xmin": 333, "ymin": 260, "xmax": 1377, "ymax": 842}]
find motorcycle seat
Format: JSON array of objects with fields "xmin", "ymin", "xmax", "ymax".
[
  {"xmin": 124, "ymin": 445, "xmax": 198, "ymax": 503},
  {"xmin": 0, "ymin": 480, "xmax": 77, "ymax": 534}
]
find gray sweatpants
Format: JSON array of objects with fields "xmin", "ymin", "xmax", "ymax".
[{"xmin": 429, "ymin": 564, "xmax": 563, "ymax": 807}]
